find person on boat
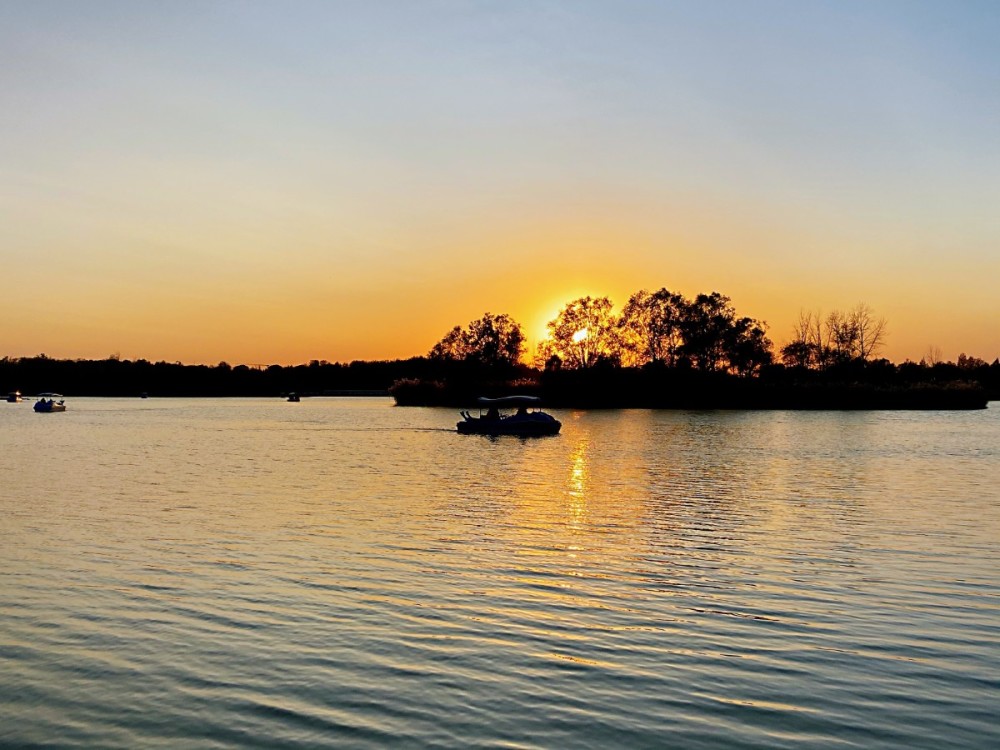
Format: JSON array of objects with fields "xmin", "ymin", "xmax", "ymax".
[
  {"xmin": 486, "ymin": 407, "xmax": 500, "ymax": 420},
  {"xmin": 515, "ymin": 406, "xmax": 528, "ymax": 417}
]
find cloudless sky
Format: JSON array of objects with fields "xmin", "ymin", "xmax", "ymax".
[{"xmin": 2, "ymin": 1, "xmax": 998, "ymax": 364}]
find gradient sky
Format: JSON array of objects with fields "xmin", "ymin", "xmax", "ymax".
[{"xmin": 2, "ymin": 1, "xmax": 998, "ymax": 365}]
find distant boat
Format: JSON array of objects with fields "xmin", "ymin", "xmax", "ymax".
[
  {"xmin": 34, "ymin": 394, "xmax": 67, "ymax": 413},
  {"xmin": 287, "ymin": 393, "xmax": 300, "ymax": 402},
  {"xmin": 140, "ymin": 392, "xmax": 148, "ymax": 399},
  {"xmin": 6, "ymin": 391, "xmax": 22, "ymax": 403},
  {"xmin": 457, "ymin": 396, "xmax": 561, "ymax": 437}
]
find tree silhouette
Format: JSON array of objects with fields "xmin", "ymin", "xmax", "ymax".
[
  {"xmin": 781, "ymin": 310, "xmax": 825, "ymax": 368},
  {"xmin": 428, "ymin": 326, "xmax": 466, "ymax": 360},
  {"xmin": 674, "ymin": 292, "xmax": 773, "ymax": 374},
  {"xmin": 849, "ymin": 303, "xmax": 888, "ymax": 362},
  {"xmin": 464, "ymin": 313, "xmax": 526, "ymax": 367},
  {"xmin": 677, "ymin": 292, "xmax": 736, "ymax": 371},
  {"xmin": 782, "ymin": 304, "xmax": 887, "ymax": 368},
  {"xmin": 428, "ymin": 313, "xmax": 525, "ymax": 367},
  {"xmin": 618, "ymin": 288, "xmax": 686, "ymax": 367},
  {"xmin": 724, "ymin": 316, "xmax": 773, "ymax": 376},
  {"xmin": 540, "ymin": 296, "xmax": 618, "ymax": 369}
]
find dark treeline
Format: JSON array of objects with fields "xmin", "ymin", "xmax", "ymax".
[
  {"xmin": 0, "ymin": 353, "xmax": 541, "ymax": 399},
  {"xmin": 0, "ymin": 354, "xmax": 435, "ymax": 397},
  {"xmin": 3, "ymin": 351, "xmax": 994, "ymax": 407},
  {"xmin": 2, "ymin": 289, "xmax": 996, "ymax": 408}
]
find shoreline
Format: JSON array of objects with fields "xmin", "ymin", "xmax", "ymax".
[{"xmin": 390, "ymin": 379, "xmax": 991, "ymax": 411}]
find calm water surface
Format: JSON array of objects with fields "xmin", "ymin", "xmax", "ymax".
[{"xmin": 2, "ymin": 398, "xmax": 998, "ymax": 748}]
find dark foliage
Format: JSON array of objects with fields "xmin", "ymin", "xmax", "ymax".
[
  {"xmin": 0, "ymin": 355, "xmax": 458, "ymax": 398},
  {"xmin": 1, "ymin": 353, "xmax": 994, "ymax": 408},
  {"xmin": 428, "ymin": 313, "xmax": 525, "ymax": 368}
]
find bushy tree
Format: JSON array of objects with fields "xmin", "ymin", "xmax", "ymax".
[
  {"xmin": 957, "ymin": 353, "xmax": 988, "ymax": 370},
  {"xmin": 464, "ymin": 313, "xmax": 526, "ymax": 367},
  {"xmin": 428, "ymin": 325, "xmax": 466, "ymax": 360},
  {"xmin": 677, "ymin": 292, "xmax": 736, "ymax": 371},
  {"xmin": 540, "ymin": 296, "xmax": 618, "ymax": 369},
  {"xmin": 428, "ymin": 313, "xmax": 525, "ymax": 368},
  {"xmin": 618, "ymin": 288, "xmax": 686, "ymax": 367},
  {"xmin": 725, "ymin": 316, "xmax": 773, "ymax": 376},
  {"xmin": 676, "ymin": 292, "xmax": 772, "ymax": 374}
]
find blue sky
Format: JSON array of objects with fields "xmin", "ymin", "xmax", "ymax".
[{"xmin": 2, "ymin": 1, "xmax": 998, "ymax": 363}]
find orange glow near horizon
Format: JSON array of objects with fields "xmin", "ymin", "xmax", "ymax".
[
  {"xmin": 3, "ymin": 261, "xmax": 999, "ymax": 366},
  {"xmin": 2, "ymin": 132, "xmax": 996, "ymax": 367}
]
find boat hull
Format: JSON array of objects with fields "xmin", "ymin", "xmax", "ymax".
[
  {"xmin": 457, "ymin": 417, "xmax": 561, "ymax": 437},
  {"xmin": 34, "ymin": 402, "xmax": 66, "ymax": 413}
]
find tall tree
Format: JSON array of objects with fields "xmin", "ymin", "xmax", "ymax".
[
  {"xmin": 677, "ymin": 292, "xmax": 735, "ymax": 371},
  {"xmin": 463, "ymin": 313, "xmax": 526, "ymax": 367},
  {"xmin": 781, "ymin": 310, "xmax": 825, "ymax": 368},
  {"xmin": 428, "ymin": 313, "xmax": 525, "ymax": 367},
  {"xmin": 618, "ymin": 288, "xmax": 686, "ymax": 367},
  {"xmin": 675, "ymin": 292, "xmax": 772, "ymax": 374},
  {"xmin": 725, "ymin": 317, "xmax": 774, "ymax": 376},
  {"xmin": 824, "ymin": 303, "xmax": 888, "ymax": 365},
  {"xmin": 428, "ymin": 325, "xmax": 467, "ymax": 361},
  {"xmin": 825, "ymin": 309, "xmax": 857, "ymax": 364},
  {"xmin": 541, "ymin": 296, "xmax": 618, "ymax": 369},
  {"xmin": 848, "ymin": 303, "xmax": 888, "ymax": 362}
]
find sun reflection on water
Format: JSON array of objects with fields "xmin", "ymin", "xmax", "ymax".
[{"xmin": 567, "ymin": 438, "xmax": 590, "ymax": 526}]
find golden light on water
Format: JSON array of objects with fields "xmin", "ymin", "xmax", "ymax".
[{"xmin": 567, "ymin": 438, "xmax": 590, "ymax": 524}]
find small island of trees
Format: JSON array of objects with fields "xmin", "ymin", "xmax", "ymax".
[
  {"xmin": 2, "ymin": 287, "xmax": 995, "ymax": 409},
  {"xmin": 389, "ymin": 288, "xmax": 992, "ymax": 409}
]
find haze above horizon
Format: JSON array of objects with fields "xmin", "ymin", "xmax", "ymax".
[{"xmin": 2, "ymin": 1, "xmax": 998, "ymax": 366}]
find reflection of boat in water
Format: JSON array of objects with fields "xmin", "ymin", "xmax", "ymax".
[
  {"xmin": 34, "ymin": 394, "xmax": 67, "ymax": 413},
  {"xmin": 287, "ymin": 392, "xmax": 300, "ymax": 402},
  {"xmin": 457, "ymin": 396, "xmax": 561, "ymax": 437},
  {"xmin": 6, "ymin": 391, "xmax": 22, "ymax": 403}
]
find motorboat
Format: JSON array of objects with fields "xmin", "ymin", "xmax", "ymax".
[
  {"xmin": 287, "ymin": 392, "xmax": 301, "ymax": 402},
  {"xmin": 34, "ymin": 394, "xmax": 67, "ymax": 413},
  {"xmin": 6, "ymin": 391, "xmax": 22, "ymax": 403},
  {"xmin": 457, "ymin": 396, "xmax": 561, "ymax": 437}
]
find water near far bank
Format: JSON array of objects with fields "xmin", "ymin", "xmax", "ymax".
[{"xmin": 2, "ymin": 398, "xmax": 998, "ymax": 748}]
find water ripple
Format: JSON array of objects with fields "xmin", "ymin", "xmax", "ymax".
[{"xmin": 1, "ymin": 399, "xmax": 998, "ymax": 748}]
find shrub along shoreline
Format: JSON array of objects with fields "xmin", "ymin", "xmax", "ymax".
[{"xmin": 388, "ymin": 368, "xmax": 990, "ymax": 410}]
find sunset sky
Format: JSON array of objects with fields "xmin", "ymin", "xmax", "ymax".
[{"xmin": 2, "ymin": 1, "xmax": 998, "ymax": 365}]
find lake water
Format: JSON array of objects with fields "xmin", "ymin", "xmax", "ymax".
[{"xmin": 2, "ymin": 398, "xmax": 998, "ymax": 748}]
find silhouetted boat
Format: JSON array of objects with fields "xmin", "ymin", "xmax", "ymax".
[
  {"xmin": 34, "ymin": 394, "xmax": 66, "ymax": 413},
  {"xmin": 457, "ymin": 396, "xmax": 561, "ymax": 437},
  {"xmin": 287, "ymin": 393, "xmax": 300, "ymax": 402},
  {"xmin": 6, "ymin": 391, "xmax": 22, "ymax": 403}
]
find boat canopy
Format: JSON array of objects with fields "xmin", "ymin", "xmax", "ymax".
[
  {"xmin": 37, "ymin": 392, "xmax": 63, "ymax": 398},
  {"xmin": 475, "ymin": 395, "xmax": 543, "ymax": 407}
]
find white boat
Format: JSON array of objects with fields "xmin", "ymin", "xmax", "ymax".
[
  {"xmin": 457, "ymin": 396, "xmax": 561, "ymax": 437},
  {"xmin": 34, "ymin": 394, "xmax": 67, "ymax": 413}
]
